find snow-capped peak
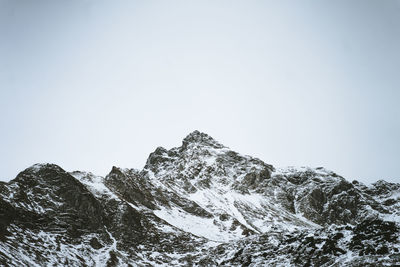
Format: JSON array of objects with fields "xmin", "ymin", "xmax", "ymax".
[{"xmin": 182, "ymin": 130, "xmax": 225, "ymax": 150}]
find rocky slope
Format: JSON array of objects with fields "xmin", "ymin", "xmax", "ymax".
[{"xmin": 0, "ymin": 131, "xmax": 399, "ymax": 266}]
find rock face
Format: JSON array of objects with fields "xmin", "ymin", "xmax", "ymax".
[{"xmin": 0, "ymin": 131, "xmax": 399, "ymax": 266}]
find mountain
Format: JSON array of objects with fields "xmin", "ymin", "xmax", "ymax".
[{"xmin": 0, "ymin": 131, "xmax": 399, "ymax": 266}]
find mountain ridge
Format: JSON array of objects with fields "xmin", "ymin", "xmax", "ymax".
[{"xmin": 1, "ymin": 131, "xmax": 399, "ymax": 266}]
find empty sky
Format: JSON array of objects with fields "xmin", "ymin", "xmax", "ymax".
[{"xmin": 1, "ymin": 0, "xmax": 399, "ymax": 184}]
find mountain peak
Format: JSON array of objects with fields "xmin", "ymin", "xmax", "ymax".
[{"xmin": 182, "ymin": 130, "xmax": 225, "ymax": 149}]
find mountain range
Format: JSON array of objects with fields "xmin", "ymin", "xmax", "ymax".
[{"xmin": 0, "ymin": 131, "xmax": 399, "ymax": 266}]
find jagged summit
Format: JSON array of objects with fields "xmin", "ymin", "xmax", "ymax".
[
  {"xmin": 144, "ymin": 131, "xmax": 228, "ymax": 171},
  {"xmin": 181, "ymin": 130, "xmax": 225, "ymax": 149}
]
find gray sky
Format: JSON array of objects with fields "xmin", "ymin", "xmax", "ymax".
[{"xmin": 1, "ymin": 0, "xmax": 400, "ymax": 184}]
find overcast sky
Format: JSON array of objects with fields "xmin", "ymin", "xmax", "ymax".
[{"xmin": 1, "ymin": 0, "xmax": 399, "ymax": 184}]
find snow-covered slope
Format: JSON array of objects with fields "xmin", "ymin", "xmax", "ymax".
[{"xmin": 0, "ymin": 131, "xmax": 399, "ymax": 266}]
